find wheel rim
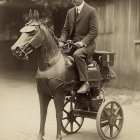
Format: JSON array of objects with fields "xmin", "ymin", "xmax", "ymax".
[
  {"xmin": 62, "ymin": 99, "xmax": 84, "ymax": 134},
  {"xmin": 97, "ymin": 100, "xmax": 124, "ymax": 140}
]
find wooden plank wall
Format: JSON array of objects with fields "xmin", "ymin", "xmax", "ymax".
[{"xmin": 90, "ymin": 0, "xmax": 140, "ymax": 89}]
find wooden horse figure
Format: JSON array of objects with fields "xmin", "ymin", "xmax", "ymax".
[{"xmin": 11, "ymin": 10, "xmax": 78, "ymax": 140}]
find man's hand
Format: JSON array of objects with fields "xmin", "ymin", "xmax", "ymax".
[
  {"xmin": 75, "ymin": 41, "xmax": 85, "ymax": 48},
  {"xmin": 59, "ymin": 41, "xmax": 65, "ymax": 48}
]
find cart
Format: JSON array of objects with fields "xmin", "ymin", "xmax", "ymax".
[{"xmin": 61, "ymin": 45, "xmax": 124, "ymax": 140}]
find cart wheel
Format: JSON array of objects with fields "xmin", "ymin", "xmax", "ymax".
[
  {"xmin": 96, "ymin": 100, "xmax": 124, "ymax": 140},
  {"xmin": 61, "ymin": 98, "xmax": 84, "ymax": 135}
]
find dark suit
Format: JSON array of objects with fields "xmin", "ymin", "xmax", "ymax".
[{"xmin": 60, "ymin": 2, "xmax": 98, "ymax": 81}]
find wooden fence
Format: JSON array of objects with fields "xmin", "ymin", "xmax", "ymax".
[{"xmin": 90, "ymin": 0, "xmax": 140, "ymax": 89}]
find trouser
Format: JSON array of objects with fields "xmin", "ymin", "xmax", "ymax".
[{"xmin": 73, "ymin": 47, "xmax": 88, "ymax": 81}]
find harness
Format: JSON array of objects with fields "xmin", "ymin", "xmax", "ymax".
[{"xmin": 39, "ymin": 51, "xmax": 61, "ymax": 71}]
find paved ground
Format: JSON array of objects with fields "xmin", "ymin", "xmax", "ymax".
[{"xmin": 0, "ymin": 75, "xmax": 140, "ymax": 140}]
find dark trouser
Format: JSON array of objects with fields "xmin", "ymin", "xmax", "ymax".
[{"xmin": 73, "ymin": 47, "xmax": 88, "ymax": 81}]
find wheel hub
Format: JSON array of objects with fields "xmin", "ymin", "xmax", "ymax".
[
  {"xmin": 68, "ymin": 111, "xmax": 76, "ymax": 122},
  {"xmin": 109, "ymin": 115, "xmax": 116, "ymax": 125}
]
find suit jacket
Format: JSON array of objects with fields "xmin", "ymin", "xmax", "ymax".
[{"xmin": 60, "ymin": 2, "xmax": 98, "ymax": 54}]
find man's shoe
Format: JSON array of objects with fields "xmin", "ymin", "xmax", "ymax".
[{"xmin": 77, "ymin": 82, "xmax": 90, "ymax": 94}]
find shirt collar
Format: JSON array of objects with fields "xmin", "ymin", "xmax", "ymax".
[{"xmin": 76, "ymin": 1, "xmax": 85, "ymax": 14}]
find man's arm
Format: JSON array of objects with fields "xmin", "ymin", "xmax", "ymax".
[
  {"xmin": 60, "ymin": 11, "xmax": 70, "ymax": 42},
  {"xmin": 81, "ymin": 8, "xmax": 98, "ymax": 46}
]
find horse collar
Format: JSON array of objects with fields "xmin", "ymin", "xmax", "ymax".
[{"xmin": 44, "ymin": 52, "xmax": 61, "ymax": 70}]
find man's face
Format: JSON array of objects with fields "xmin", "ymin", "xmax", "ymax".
[{"xmin": 72, "ymin": 0, "xmax": 84, "ymax": 6}]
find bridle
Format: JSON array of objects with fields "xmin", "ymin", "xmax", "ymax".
[
  {"xmin": 16, "ymin": 23, "xmax": 53, "ymax": 60},
  {"xmin": 16, "ymin": 22, "xmax": 62, "ymax": 70}
]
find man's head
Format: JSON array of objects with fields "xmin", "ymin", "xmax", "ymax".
[{"xmin": 72, "ymin": 0, "xmax": 84, "ymax": 6}]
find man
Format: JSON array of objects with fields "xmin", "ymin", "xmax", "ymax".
[{"xmin": 59, "ymin": 0, "xmax": 98, "ymax": 93}]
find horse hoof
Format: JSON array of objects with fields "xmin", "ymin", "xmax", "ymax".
[
  {"xmin": 37, "ymin": 134, "xmax": 44, "ymax": 140},
  {"xmin": 56, "ymin": 136, "xmax": 62, "ymax": 140}
]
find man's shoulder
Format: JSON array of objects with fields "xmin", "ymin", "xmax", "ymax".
[
  {"xmin": 67, "ymin": 7, "xmax": 75, "ymax": 14},
  {"xmin": 67, "ymin": 3, "xmax": 96, "ymax": 14},
  {"xmin": 84, "ymin": 2, "xmax": 96, "ymax": 12}
]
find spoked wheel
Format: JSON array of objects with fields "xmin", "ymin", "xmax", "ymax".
[
  {"xmin": 61, "ymin": 98, "xmax": 84, "ymax": 135},
  {"xmin": 96, "ymin": 100, "xmax": 124, "ymax": 140}
]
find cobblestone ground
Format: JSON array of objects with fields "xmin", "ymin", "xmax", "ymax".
[{"xmin": 0, "ymin": 75, "xmax": 140, "ymax": 140}]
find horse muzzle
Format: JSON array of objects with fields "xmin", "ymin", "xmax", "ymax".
[
  {"xmin": 11, "ymin": 44, "xmax": 34, "ymax": 60},
  {"xmin": 11, "ymin": 47, "xmax": 25, "ymax": 59},
  {"xmin": 11, "ymin": 46, "xmax": 27, "ymax": 60}
]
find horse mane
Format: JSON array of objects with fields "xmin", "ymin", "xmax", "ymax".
[{"xmin": 40, "ymin": 20, "xmax": 59, "ymax": 45}]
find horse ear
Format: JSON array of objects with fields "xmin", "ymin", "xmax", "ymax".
[
  {"xmin": 28, "ymin": 9, "xmax": 33, "ymax": 20},
  {"xmin": 33, "ymin": 10, "xmax": 39, "ymax": 20}
]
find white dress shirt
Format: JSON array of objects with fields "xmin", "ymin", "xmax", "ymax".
[{"xmin": 76, "ymin": 1, "xmax": 85, "ymax": 14}]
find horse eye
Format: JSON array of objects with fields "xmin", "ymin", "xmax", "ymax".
[{"xmin": 28, "ymin": 31, "xmax": 36, "ymax": 36}]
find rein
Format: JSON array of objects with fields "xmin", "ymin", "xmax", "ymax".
[
  {"xmin": 20, "ymin": 21, "xmax": 72, "ymax": 69},
  {"xmin": 38, "ymin": 24, "xmax": 61, "ymax": 70}
]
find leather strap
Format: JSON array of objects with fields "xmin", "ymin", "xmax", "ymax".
[{"xmin": 44, "ymin": 51, "xmax": 61, "ymax": 70}]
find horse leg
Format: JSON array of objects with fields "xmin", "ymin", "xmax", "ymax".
[
  {"xmin": 37, "ymin": 94, "xmax": 51, "ymax": 140},
  {"xmin": 53, "ymin": 89, "xmax": 66, "ymax": 140}
]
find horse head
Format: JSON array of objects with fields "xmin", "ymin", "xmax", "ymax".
[{"xmin": 11, "ymin": 10, "xmax": 54, "ymax": 60}]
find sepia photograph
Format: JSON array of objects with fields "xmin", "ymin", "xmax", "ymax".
[{"xmin": 0, "ymin": 0, "xmax": 140, "ymax": 140}]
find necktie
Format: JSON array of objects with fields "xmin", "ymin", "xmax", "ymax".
[{"xmin": 75, "ymin": 7, "xmax": 79, "ymax": 19}]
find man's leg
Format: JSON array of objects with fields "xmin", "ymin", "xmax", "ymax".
[{"xmin": 73, "ymin": 47, "xmax": 89, "ymax": 93}]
